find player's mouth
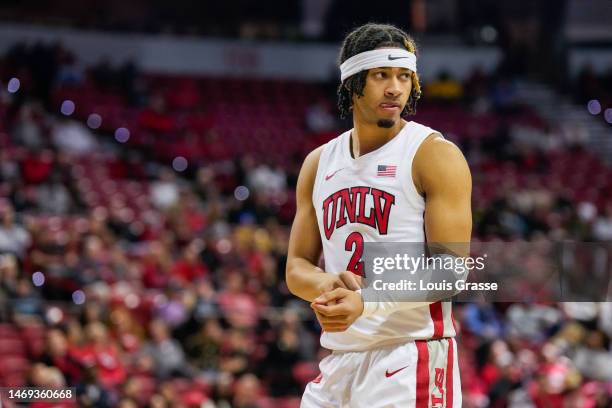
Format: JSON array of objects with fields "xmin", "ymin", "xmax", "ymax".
[{"xmin": 379, "ymin": 102, "xmax": 401, "ymax": 113}]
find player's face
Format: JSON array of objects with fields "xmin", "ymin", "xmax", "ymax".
[{"xmin": 353, "ymin": 67, "xmax": 412, "ymax": 128}]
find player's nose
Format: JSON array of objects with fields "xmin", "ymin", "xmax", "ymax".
[{"xmin": 384, "ymin": 78, "xmax": 402, "ymax": 97}]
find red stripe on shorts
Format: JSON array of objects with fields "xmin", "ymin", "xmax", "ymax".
[
  {"xmin": 429, "ymin": 302, "xmax": 444, "ymax": 338},
  {"xmin": 446, "ymin": 338, "xmax": 454, "ymax": 408},
  {"xmin": 451, "ymin": 308, "xmax": 457, "ymax": 334},
  {"xmin": 415, "ymin": 340, "xmax": 430, "ymax": 408}
]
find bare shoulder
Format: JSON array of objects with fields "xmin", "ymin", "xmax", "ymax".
[
  {"xmin": 413, "ymin": 133, "xmax": 471, "ymax": 194},
  {"xmin": 302, "ymin": 144, "xmax": 325, "ymax": 173},
  {"xmin": 296, "ymin": 145, "xmax": 325, "ymax": 200},
  {"xmin": 299, "ymin": 145, "xmax": 325, "ymax": 183},
  {"xmin": 417, "ymin": 133, "xmax": 465, "ymax": 163}
]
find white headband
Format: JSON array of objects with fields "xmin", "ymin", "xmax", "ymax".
[{"xmin": 339, "ymin": 48, "xmax": 417, "ymax": 82}]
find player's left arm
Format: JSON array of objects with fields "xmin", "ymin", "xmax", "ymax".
[{"xmin": 415, "ymin": 133, "xmax": 472, "ymax": 255}]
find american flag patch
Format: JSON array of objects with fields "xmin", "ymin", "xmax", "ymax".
[{"xmin": 377, "ymin": 165, "xmax": 397, "ymax": 177}]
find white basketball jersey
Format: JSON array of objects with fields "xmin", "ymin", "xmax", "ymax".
[{"xmin": 312, "ymin": 121, "xmax": 456, "ymax": 351}]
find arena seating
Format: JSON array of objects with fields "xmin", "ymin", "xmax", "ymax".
[{"xmin": 1, "ymin": 44, "xmax": 611, "ymax": 407}]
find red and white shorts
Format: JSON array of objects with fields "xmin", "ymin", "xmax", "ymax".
[{"xmin": 301, "ymin": 338, "xmax": 460, "ymax": 408}]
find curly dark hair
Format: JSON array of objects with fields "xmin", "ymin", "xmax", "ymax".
[{"xmin": 337, "ymin": 23, "xmax": 422, "ymax": 119}]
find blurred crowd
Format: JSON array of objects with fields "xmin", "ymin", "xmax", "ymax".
[{"xmin": 0, "ymin": 42, "xmax": 611, "ymax": 408}]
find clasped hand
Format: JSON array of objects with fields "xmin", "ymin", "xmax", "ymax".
[{"xmin": 310, "ymin": 271, "xmax": 366, "ymax": 332}]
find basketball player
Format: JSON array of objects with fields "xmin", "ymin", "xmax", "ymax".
[{"xmin": 286, "ymin": 23, "xmax": 472, "ymax": 407}]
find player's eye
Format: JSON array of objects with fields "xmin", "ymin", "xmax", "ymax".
[
  {"xmin": 373, "ymin": 71, "xmax": 386, "ymax": 79},
  {"xmin": 399, "ymin": 73, "xmax": 410, "ymax": 80}
]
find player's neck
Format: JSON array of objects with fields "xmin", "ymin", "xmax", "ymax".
[{"xmin": 351, "ymin": 118, "xmax": 405, "ymax": 158}]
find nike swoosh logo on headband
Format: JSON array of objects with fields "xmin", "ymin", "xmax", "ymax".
[{"xmin": 388, "ymin": 55, "xmax": 410, "ymax": 60}]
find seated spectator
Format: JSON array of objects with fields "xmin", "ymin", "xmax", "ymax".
[
  {"xmin": 305, "ymin": 100, "xmax": 336, "ymax": 132},
  {"xmin": 74, "ymin": 365, "xmax": 113, "ymax": 408},
  {"xmin": 248, "ymin": 162, "xmax": 286, "ymax": 196},
  {"xmin": 141, "ymin": 319, "xmax": 193, "ymax": 379},
  {"xmin": 0, "ymin": 201, "xmax": 31, "ymax": 260},
  {"xmin": 233, "ymin": 373, "xmax": 263, "ymax": 408},
  {"xmin": 12, "ymin": 278, "xmax": 43, "ymax": 321},
  {"xmin": 262, "ymin": 324, "xmax": 301, "ymax": 396},
  {"xmin": 217, "ymin": 272, "xmax": 258, "ymax": 329},
  {"xmin": 185, "ymin": 318, "xmax": 223, "ymax": 373},
  {"xmin": 51, "ymin": 118, "xmax": 98, "ymax": 155},
  {"xmin": 36, "ymin": 172, "xmax": 73, "ymax": 214},
  {"xmin": 171, "ymin": 239, "xmax": 208, "ymax": 283},
  {"xmin": 12, "ymin": 104, "xmax": 44, "ymax": 149},
  {"xmin": 219, "ymin": 328, "xmax": 253, "ymax": 377},
  {"xmin": 40, "ymin": 328, "xmax": 83, "ymax": 384},
  {"xmin": 138, "ymin": 94, "xmax": 176, "ymax": 134},
  {"xmin": 77, "ymin": 322, "xmax": 126, "ymax": 389},
  {"xmin": 155, "ymin": 289, "xmax": 191, "ymax": 329},
  {"xmin": 141, "ymin": 240, "xmax": 172, "ymax": 289},
  {"xmin": 151, "ymin": 168, "xmax": 180, "ymax": 210},
  {"xmin": 0, "ymin": 255, "xmax": 20, "ymax": 315},
  {"xmin": 21, "ymin": 149, "xmax": 55, "ymax": 185},
  {"xmin": 462, "ymin": 302, "xmax": 504, "ymax": 340},
  {"xmin": 593, "ymin": 204, "xmax": 612, "ymax": 241}
]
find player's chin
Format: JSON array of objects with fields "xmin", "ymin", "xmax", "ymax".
[{"xmin": 376, "ymin": 118, "xmax": 397, "ymax": 129}]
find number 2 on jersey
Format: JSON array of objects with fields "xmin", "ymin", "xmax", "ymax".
[{"xmin": 345, "ymin": 232, "xmax": 364, "ymax": 276}]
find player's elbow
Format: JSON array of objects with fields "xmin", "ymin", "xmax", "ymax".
[{"xmin": 285, "ymin": 258, "xmax": 299, "ymax": 296}]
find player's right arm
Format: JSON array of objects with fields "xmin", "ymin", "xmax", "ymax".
[{"xmin": 286, "ymin": 147, "xmax": 353, "ymax": 302}]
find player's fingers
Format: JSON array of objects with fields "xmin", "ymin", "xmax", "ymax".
[
  {"xmin": 319, "ymin": 277, "xmax": 347, "ymax": 294},
  {"xmin": 333, "ymin": 279, "xmax": 349, "ymax": 290},
  {"xmin": 311, "ymin": 302, "xmax": 348, "ymax": 316},
  {"xmin": 339, "ymin": 271, "xmax": 363, "ymax": 291},
  {"xmin": 311, "ymin": 303, "xmax": 333, "ymax": 316},
  {"xmin": 313, "ymin": 288, "xmax": 345, "ymax": 305},
  {"xmin": 315, "ymin": 311, "xmax": 349, "ymax": 323}
]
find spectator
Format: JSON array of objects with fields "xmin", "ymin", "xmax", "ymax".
[
  {"xmin": 171, "ymin": 239, "xmax": 208, "ymax": 283},
  {"xmin": 12, "ymin": 104, "xmax": 44, "ymax": 149},
  {"xmin": 593, "ymin": 204, "xmax": 612, "ymax": 241},
  {"xmin": 185, "ymin": 318, "xmax": 223, "ymax": 373},
  {"xmin": 219, "ymin": 328, "xmax": 253, "ymax": 377},
  {"xmin": 21, "ymin": 149, "xmax": 54, "ymax": 185},
  {"xmin": 138, "ymin": 94, "xmax": 175, "ymax": 134},
  {"xmin": 462, "ymin": 302, "xmax": 503, "ymax": 340},
  {"xmin": 141, "ymin": 319, "xmax": 192, "ymax": 379},
  {"xmin": 0, "ymin": 254, "xmax": 20, "ymax": 317},
  {"xmin": 262, "ymin": 324, "xmax": 302, "ymax": 396},
  {"xmin": 247, "ymin": 163, "xmax": 286, "ymax": 196},
  {"xmin": 305, "ymin": 100, "xmax": 336, "ymax": 132},
  {"xmin": 51, "ymin": 118, "xmax": 98, "ymax": 155},
  {"xmin": 141, "ymin": 240, "xmax": 172, "ymax": 289},
  {"xmin": 151, "ymin": 168, "xmax": 180, "ymax": 210},
  {"xmin": 233, "ymin": 373, "xmax": 263, "ymax": 408},
  {"xmin": 75, "ymin": 365, "xmax": 113, "ymax": 408},
  {"xmin": 217, "ymin": 272, "xmax": 258, "ymax": 329},
  {"xmin": 78, "ymin": 322, "xmax": 127, "ymax": 389},
  {"xmin": 11, "ymin": 277, "xmax": 43, "ymax": 321},
  {"xmin": 36, "ymin": 171, "xmax": 73, "ymax": 214},
  {"xmin": 155, "ymin": 289, "xmax": 191, "ymax": 329},
  {"xmin": 40, "ymin": 328, "xmax": 83, "ymax": 384}
]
